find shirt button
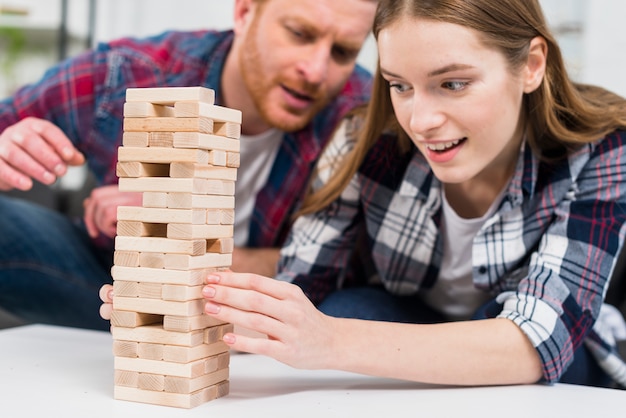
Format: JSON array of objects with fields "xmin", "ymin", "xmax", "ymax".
[{"xmin": 478, "ymin": 266, "xmax": 487, "ymax": 274}]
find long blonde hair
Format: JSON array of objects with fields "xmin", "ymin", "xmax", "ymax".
[{"xmin": 298, "ymin": 0, "xmax": 626, "ymax": 217}]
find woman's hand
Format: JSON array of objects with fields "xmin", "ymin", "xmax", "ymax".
[{"xmin": 202, "ymin": 271, "xmax": 336, "ymax": 370}]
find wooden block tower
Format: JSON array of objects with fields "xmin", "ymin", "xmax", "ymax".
[{"xmin": 110, "ymin": 86, "xmax": 241, "ymax": 408}]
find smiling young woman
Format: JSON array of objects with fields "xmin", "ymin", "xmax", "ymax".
[{"xmin": 198, "ymin": 0, "xmax": 626, "ymax": 389}]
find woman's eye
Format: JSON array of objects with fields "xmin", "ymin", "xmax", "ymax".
[
  {"xmin": 389, "ymin": 82, "xmax": 409, "ymax": 93},
  {"xmin": 442, "ymin": 81, "xmax": 469, "ymax": 91}
]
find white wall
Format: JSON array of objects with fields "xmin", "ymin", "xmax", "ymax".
[
  {"xmin": 88, "ymin": 0, "xmax": 626, "ymax": 96},
  {"xmin": 580, "ymin": 0, "xmax": 626, "ymax": 97},
  {"xmin": 92, "ymin": 0, "xmax": 236, "ymax": 41},
  {"xmin": 2, "ymin": 0, "xmax": 626, "ymax": 96},
  {"xmin": 90, "ymin": 0, "xmax": 379, "ymax": 73}
]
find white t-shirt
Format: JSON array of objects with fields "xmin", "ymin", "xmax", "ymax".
[
  {"xmin": 421, "ymin": 190, "xmax": 504, "ymax": 320},
  {"xmin": 233, "ymin": 129, "xmax": 283, "ymax": 246}
]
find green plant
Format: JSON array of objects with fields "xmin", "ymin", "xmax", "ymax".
[{"xmin": 0, "ymin": 25, "xmax": 26, "ymax": 87}]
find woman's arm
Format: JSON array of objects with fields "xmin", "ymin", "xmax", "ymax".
[{"xmin": 202, "ymin": 271, "xmax": 543, "ymax": 386}]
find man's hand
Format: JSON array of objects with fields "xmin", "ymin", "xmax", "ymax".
[
  {"xmin": 83, "ymin": 186, "xmax": 142, "ymax": 238},
  {"xmin": 231, "ymin": 247, "xmax": 280, "ymax": 277},
  {"xmin": 0, "ymin": 117, "xmax": 84, "ymax": 191}
]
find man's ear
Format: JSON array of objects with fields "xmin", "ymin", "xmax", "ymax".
[
  {"xmin": 523, "ymin": 36, "xmax": 548, "ymax": 93},
  {"xmin": 233, "ymin": 0, "xmax": 257, "ymax": 35}
]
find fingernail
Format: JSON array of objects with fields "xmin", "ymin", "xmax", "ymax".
[
  {"xmin": 31, "ymin": 123, "xmax": 44, "ymax": 134},
  {"xmin": 202, "ymin": 286, "xmax": 215, "ymax": 298},
  {"xmin": 54, "ymin": 163, "xmax": 66, "ymax": 176},
  {"xmin": 42, "ymin": 171, "xmax": 56, "ymax": 184},
  {"xmin": 62, "ymin": 147, "xmax": 74, "ymax": 160},
  {"xmin": 12, "ymin": 132, "xmax": 24, "ymax": 144},
  {"xmin": 222, "ymin": 334, "xmax": 236, "ymax": 344},
  {"xmin": 205, "ymin": 302, "xmax": 220, "ymax": 314},
  {"xmin": 205, "ymin": 274, "xmax": 221, "ymax": 284}
]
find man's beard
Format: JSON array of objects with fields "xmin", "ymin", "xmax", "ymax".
[{"xmin": 238, "ymin": 23, "xmax": 329, "ymax": 132}]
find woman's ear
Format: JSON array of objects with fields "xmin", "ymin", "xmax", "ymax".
[{"xmin": 523, "ymin": 36, "xmax": 548, "ymax": 93}]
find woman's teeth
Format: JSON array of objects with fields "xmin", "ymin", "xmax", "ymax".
[{"xmin": 426, "ymin": 139, "xmax": 461, "ymax": 151}]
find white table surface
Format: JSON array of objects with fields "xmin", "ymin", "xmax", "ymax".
[{"xmin": 0, "ymin": 324, "xmax": 624, "ymax": 417}]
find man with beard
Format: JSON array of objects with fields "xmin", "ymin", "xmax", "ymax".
[{"xmin": 0, "ymin": 0, "xmax": 377, "ymax": 330}]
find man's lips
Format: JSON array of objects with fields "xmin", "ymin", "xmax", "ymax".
[{"xmin": 282, "ymin": 85, "xmax": 315, "ymax": 103}]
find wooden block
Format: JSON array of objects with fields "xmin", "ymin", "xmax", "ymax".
[
  {"xmin": 116, "ymin": 161, "xmax": 170, "ymax": 178},
  {"xmin": 207, "ymin": 238, "xmax": 234, "ymax": 254},
  {"xmin": 111, "ymin": 266, "xmax": 224, "ymax": 285},
  {"xmin": 124, "ymin": 117, "xmax": 214, "ymax": 134},
  {"xmin": 164, "ymin": 367, "xmax": 229, "ymax": 394},
  {"xmin": 173, "ymin": 102, "xmax": 242, "ymax": 123},
  {"xmin": 113, "ymin": 296, "xmax": 205, "ymax": 316},
  {"xmin": 119, "ymin": 177, "xmax": 233, "ymax": 195},
  {"xmin": 208, "ymin": 352, "xmax": 230, "ymax": 373},
  {"xmin": 138, "ymin": 373, "xmax": 165, "ymax": 392},
  {"xmin": 113, "ymin": 280, "xmax": 139, "ymax": 298},
  {"xmin": 208, "ymin": 150, "xmax": 227, "ymax": 166},
  {"xmin": 111, "ymin": 324, "xmax": 204, "ymax": 347},
  {"xmin": 138, "ymin": 252, "xmax": 165, "ymax": 269},
  {"xmin": 111, "ymin": 311, "xmax": 162, "ymax": 328},
  {"xmin": 137, "ymin": 282, "xmax": 163, "ymax": 299},
  {"xmin": 117, "ymin": 206, "xmax": 207, "ymax": 224},
  {"xmin": 173, "ymin": 132, "xmax": 240, "ymax": 152},
  {"xmin": 113, "ymin": 340, "xmax": 139, "ymax": 358},
  {"xmin": 169, "ymin": 162, "xmax": 238, "ymax": 181},
  {"xmin": 137, "ymin": 342, "xmax": 165, "ymax": 361},
  {"xmin": 116, "ymin": 221, "xmax": 167, "ymax": 237},
  {"xmin": 142, "ymin": 192, "xmax": 168, "ymax": 208},
  {"xmin": 164, "ymin": 253, "xmax": 232, "ymax": 270},
  {"xmin": 163, "ymin": 315, "xmax": 227, "ymax": 333},
  {"xmin": 166, "ymin": 193, "xmax": 234, "ymax": 209},
  {"xmin": 161, "ymin": 284, "xmax": 203, "ymax": 301},
  {"xmin": 163, "ymin": 341, "xmax": 229, "ymax": 364},
  {"xmin": 123, "ymin": 132, "xmax": 149, "ymax": 147},
  {"xmin": 118, "ymin": 146, "xmax": 209, "ymax": 164},
  {"xmin": 214, "ymin": 121, "xmax": 241, "ymax": 139},
  {"xmin": 123, "ymin": 101, "xmax": 175, "ymax": 118},
  {"xmin": 167, "ymin": 224, "xmax": 234, "ymax": 240},
  {"xmin": 113, "ymin": 250, "xmax": 140, "ymax": 267},
  {"xmin": 148, "ymin": 131, "xmax": 175, "ymax": 148},
  {"xmin": 220, "ymin": 210, "xmax": 235, "ymax": 225},
  {"xmin": 206, "ymin": 209, "xmax": 221, "ymax": 225},
  {"xmin": 204, "ymin": 323, "xmax": 235, "ymax": 344},
  {"xmin": 114, "ymin": 356, "xmax": 208, "ymax": 378},
  {"xmin": 114, "ymin": 379, "xmax": 229, "ymax": 409},
  {"xmin": 115, "ymin": 370, "xmax": 139, "ymax": 387},
  {"xmin": 125, "ymin": 86, "xmax": 215, "ymax": 105},
  {"xmin": 115, "ymin": 236, "xmax": 208, "ymax": 256},
  {"xmin": 226, "ymin": 152, "xmax": 240, "ymax": 168}
]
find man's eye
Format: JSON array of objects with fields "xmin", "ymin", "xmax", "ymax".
[{"xmin": 332, "ymin": 47, "xmax": 357, "ymax": 64}]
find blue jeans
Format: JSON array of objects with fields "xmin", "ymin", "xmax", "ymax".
[
  {"xmin": 318, "ymin": 286, "xmax": 614, "ymax": 388},
  {"xmin": 0, "ymin": 195, "xmax": 113, "ymax": 330}
]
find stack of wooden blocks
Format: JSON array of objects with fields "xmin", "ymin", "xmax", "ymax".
[{"xmin": 110, "ymin": 86, "xmax": 241, "ymax": 408}]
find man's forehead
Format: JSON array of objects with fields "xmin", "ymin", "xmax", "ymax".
[{"xmin": 261, "ymin": 0, "xmax": 376, "ymax": 40}]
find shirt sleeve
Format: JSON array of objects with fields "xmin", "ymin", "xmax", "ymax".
[
  {"xmin": 0, "ymin": 48, "xmax": 104, "ymax": 142},
  {"xmin": 276, "ymin": 118, "xmax": 363, "ymax": 305},
  {"xmin": 497, "ymin": 131, "xmax": 626, "ymax": 383}
]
